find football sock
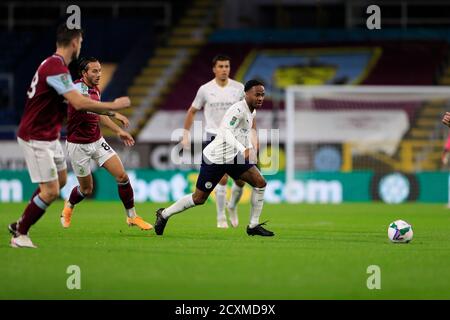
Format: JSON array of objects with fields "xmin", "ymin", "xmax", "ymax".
[
  {"xmin": 215, "ymin": 184, "xmax": 227, "ymax": 222},
  {"xmin": 29, "ymin": 187, "xmax": 41, "ymax": 203},
  {"xmin": 17, "ymin": 195, "xmax": 48, "ymax": 235},
  {"xmin": 228, "ymin": 182, "xmax": 243, "ymax": 209},
  {"xmin": 162, "ymin": 194, "xmax": 195, "ymax": 219},
  {"xmin": 249, "ymin": 187, "xmax": 266, "ymax": 228},
  {"xmin": 118, "ymin": 180, "xmax": 135, "ymax": 216},
  {"xmin": 68, "ymin": 186, "xmax": 85, "ymax": 207},
  {"xmin": 126, "ymin": 207, "xmax": 137, "ymax": 219}
]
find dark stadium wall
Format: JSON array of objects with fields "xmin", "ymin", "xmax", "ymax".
[{"xmin": 13, "ymin": 18, "xmax": 154, "ymax": 122}]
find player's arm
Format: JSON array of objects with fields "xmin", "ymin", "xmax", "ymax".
[
  {"xmin": 99, "ymin": 115, "xmax": 135, "ymax": 147},
  {"xmin": 220, "ymin": 108, "xmax": 250, "ymax": 158},
  {"xmin": 443, "ymin": 112, "xmax": 450, "ymax": 127},
  {"xmin": 46, "ymin": 72, "xmax": 130, "ymax": 112},
  {"xmin": 181, "ymin": 106, "xmax": 198, "ymax": 149},
  {"xmin": 100, "ymin": 114, "xmax": 124, "ymax": 133},
  {"xmin": 182, "ymin": 87, "xmax": 205, "ymax": 149},
  {"xmin": 63, "ymin": 90, "xmax": 130, "ymax": 112},
  {"xmin": 442, "ymin": 131, "xmax": 450, "ymax": 165},
  {"xmin": 251, "ymin": 119, "xmax": 259, "ymax": 152},
  {"xmin": 247, "ymin": 119, "xmax": 259, "ymax": 163},
  {"xmin": 108, "ymin": 112, "xmax": 129, "ymax": 128}
]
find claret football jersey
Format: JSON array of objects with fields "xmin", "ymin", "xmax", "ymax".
[{"xmin": 17, "ymin": 53, "xmax": 76, "ymax": 141}]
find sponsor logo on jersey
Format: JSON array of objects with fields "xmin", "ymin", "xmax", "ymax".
[
  {"xmin": 80, "ymin": 83, "xmax": 89, "ymax": 95},
  {"xmin": 61, "ymin": 74, "xmax": 71, "ymax": 88}
]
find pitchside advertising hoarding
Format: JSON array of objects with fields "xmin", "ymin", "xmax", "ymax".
[{"xmin": 0, "ymin": 169, "xmax": 448, "ymax": 203}]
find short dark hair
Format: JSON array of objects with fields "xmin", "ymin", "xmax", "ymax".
[
  {"xmin": 244, "ymin": 79, "xmax": 264, "ymax": 92},
  {"xmin": 78, "ymin": 57, "xmax": 99, "ymax": 76},
  {"xmin": 56, "ymin": 23, "xmax": 83, "ymax": 47},
  {"xmin": 212, "ymin": 54, "xmax": 231, "ymax": 67}
]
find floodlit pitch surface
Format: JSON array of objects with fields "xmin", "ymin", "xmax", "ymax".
[{"xmin": 1, "ymin": 201, "xmax": 450, "ymax": 299}]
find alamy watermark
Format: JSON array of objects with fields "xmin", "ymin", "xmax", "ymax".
[
  {"xmin": 366, "ymin": 5, "xmax": 381, "ymax": 30},
  {"xmin": 366, "ymin": 265, "xmax": 381, "ymax": 290},
  {"xmin": 66, "ymin": 265, "xmax": 81, "ymax": 290},
  {"xmin": 66, "ymin": 5, "xmax": 81, "ymax": 30}
]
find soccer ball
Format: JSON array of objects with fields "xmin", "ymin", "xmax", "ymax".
[{"xmin": 388, "ymin": 220, "xmax": 413, "ymax": 243}]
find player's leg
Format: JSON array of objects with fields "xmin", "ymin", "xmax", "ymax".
[
  {"xmin": 154, "ymin": 188, "xmax": 213, "ymax": 236},
  {"xmin": 61, "ymin": 174, "xmax": 93, "ymax": 228},
  {"xmin": 101, "ymin": 151, "xmax": 152, "ymax": 230},
  {"xmin": 57, "ymin": 169, "xmax": 67, "ymax": 190},
  {"xmin": 61, "ymin": 142, "xmax": 92, "ymax": 228},
  {"xmin": 234, "ymin": 166, "xmax": 274, "ymax": 237},
  {"xmin": 28, "ymin": 144, "xmax": 67, "ymax": 202},
  {"xmin": 10, "ymin": 139, "xmax": 63, "ymax": 248},
  {"xmin": 215, "ymin": 174, "xmax": 229, "ymax": 228},
  {"xmin": 226, "ymin": 178, "xmax": 245, "ymax": 227},
  {"xmin": 154, "ymin": 162, "xmax": 224, "ymax": 235}
]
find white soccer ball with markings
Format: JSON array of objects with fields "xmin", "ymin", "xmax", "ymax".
[{"xmin": 388, "ymin": 220, "xmax": 413, "ymax": 243}]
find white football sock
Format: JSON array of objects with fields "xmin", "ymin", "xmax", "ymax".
[
  {"xmin": 126, "ymin": 207, "xmax": 137, "ymax": 218},
  {"xmin": 249, "ymin": 187, "xmax": 266, "ymax": 228},
  {"xmin": 162, "ymin": 194, "xmax": 195, "ymax": 219},
  {"xmin": 228, "ymin": 182, "xmax": 243, "ymax": 209},
  {"xmin": 215, "ymin": 184, "xmax": 227, "ymax": 222}
]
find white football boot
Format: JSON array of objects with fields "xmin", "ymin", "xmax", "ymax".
[
  {"xmin": 10, "ymin": 234, "xmax": 37, "ymax": 248},
  {"xmin": 217, "ymin": 218, "xmax": 229, "ymax": 228}
]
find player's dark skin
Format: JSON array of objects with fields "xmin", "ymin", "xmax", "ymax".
[{"xmin": 192, "ymin": 85, "xmax": 267, "ymax": 205}]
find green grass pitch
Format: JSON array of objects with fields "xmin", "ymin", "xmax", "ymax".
[{"xmin": 1, "ymin": 201, "xmax": 450, "ymax": 299}]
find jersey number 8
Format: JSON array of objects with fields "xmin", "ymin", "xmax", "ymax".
[{"xmin": 27, "ymin": 71, "xmax": 39, "ymax": 99}]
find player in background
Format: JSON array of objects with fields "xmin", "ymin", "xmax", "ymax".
[
  {"xmin": 155, "ymin": 80, "xmax": 274, "ymax": 237},
  {"xmin": 60, "ymin": 57, "xmax": 152, "ymax": 230},
  {"xmin": 442, "ymin": 132, "xmax": 450, "ymax": 166},
  {"xmin": 182, "ymin": 54, "xmax": 255, "ymax": 228},
  {"xmin": 8, "ymin": 24, "xmax": 131, "ymax": 248}
]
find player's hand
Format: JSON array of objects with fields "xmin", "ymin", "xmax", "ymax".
[
  {"xmin": 118, "ymin": 130, "xmax": 135, "ymax": 147},
  {"xmin": 181, "ymin": 131, "xmax": 191, "ymax": 150},
  {"xmin": 442, "ymin": 112, "xmax": 450, "ymax": 127},
  {"xmin": 113, "ymin": 97, "xmax": 131, "ymax": 109},
  {"xmin": 114, "ymin": 112, "xmax": 130, "ymax": 128}
]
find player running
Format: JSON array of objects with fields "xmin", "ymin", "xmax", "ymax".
[
  {"xmin": 155, "ymin": 80, "xmax": 274, "ymax": 237},
  {"xmin": 181, "ymin": 54, "xmax": 253, "ymax": 228},
  {"xmin": 8, "ymin": 24, "xmax": 131, "ymax": 248},
  {"xmin": 60, "ymin": 57, "xmax": 152, "ymax": 230}
]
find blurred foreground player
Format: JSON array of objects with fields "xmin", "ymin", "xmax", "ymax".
[
  {"xmin": 155, "ymin": 80, "xmax": 274, "ymax": 237},
  {"xmin": 8, "ymin": 24, "xmax": 131, "ymax": 248},
  {"xmin": 60, "ymin": 57, "xmax": 152, "ymax": 231}
]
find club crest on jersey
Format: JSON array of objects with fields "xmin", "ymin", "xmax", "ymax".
[
  {"xmin": 205, "ymin": 182, "xmax": 213, "ymax": 189},
  {"xmin": 230, "ymin": 116, "xmax": 237, "ymax": 126}
]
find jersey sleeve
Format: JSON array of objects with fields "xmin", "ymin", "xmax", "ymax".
[
  {"xmin": 220, "ymin": 105, "xmax": 246, "ymax": 153},
  {"xmin": 74, "ymin": 82, "xmax": 90, "ymax": 96},
  {"xmin": 191, "ymin": 86, "xmax": 206, "ymax": 110},
  {"xmin": 46, "ymin": 73, "xmax": 76, "ymax": 95},
  {"xmin": 238, "ymin": 84, "xmax": 245, "ymax": 100},
  {"xmin": 222, "ymin": 105, "xmax": 242, "ymax": 130}
]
